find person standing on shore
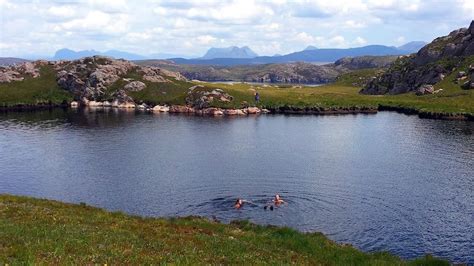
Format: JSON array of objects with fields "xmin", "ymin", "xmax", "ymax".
[{"xmin": 255, "ymin": 92, "xmax": 260, "ymax": 105}]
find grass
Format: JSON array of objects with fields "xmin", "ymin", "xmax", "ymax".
[
  {"xmin": 0, "ymin": 65, "xmax": 72, "ymax": 106},
  {"xmin": 199, "ymin": 78, "xmax": 474, "ymax": 115},
  {"xmin": 0, "ymin": 194, "xmax": 448, "ymax": 265}
]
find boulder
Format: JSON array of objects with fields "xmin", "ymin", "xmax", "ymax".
[
  {"xmin": 169, "ymin": 105, "xmax": 195, "ymax": 113},
  {"xmin": 137, "ymin": 103, "xmax": 149, "ymax": 110},
  {"xmin": 57, "ymin": 72, "xmax": 86, "ymax": 97},
  {"xmin": 140, "ymin": 66, "xmax": 186, "ymax": 83},
  {"xmin": 186, "ymin": 87, "xmax": 233, "ymax": 109},
  {"xmin": 415, "ymin": 84, "xmax": 435, "ymax": 95},
  {"xmin": 111, "ymin": 89, "xmax": 135, "ymax": 108},
  {"xmin": 224, "ymin": 109, "xmax": 246, "ymax": 116},
  {"xmin": 0, "ymin": 71, "xmax": 23, "ymax": 83},
  {"xmin": 462, "ymin": 80, "xmax": 474, "ymax": 90},
  {"xmin": 16, "ymin": 62, "xmax": 40, "ymax": 78},
  {"xmin": 124, "ymin": 81, "xmax": 146, "ymax": 92},
  {"xmin": 245, "ymin": 107, "xmax": 261, "ymax": 114},
  {"xmin": 457, "ymin": 71, "xmax": 467, "ymax": 78},
  {"xmin": 70, "ymin": 101, "xmax": 79, "ymax": 108},
  {"xmin": 201, "ymin": 108, "xmax": 224, "ymax": 116},
  {"xmin": 152, "ymin": 105, "xmax": 170, "ymax": 112},
  {"xmin": 87, "ymin": 101, "xmax": 103, "ymax": 107}
]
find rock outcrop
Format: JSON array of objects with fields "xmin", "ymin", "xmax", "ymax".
[
  {"xmin": 361, "ymin": 20, "xmax": 474, "ymax": 95},
  {"xmin": 334, "ymin": 56, "xmax": 399, "ymax": 70},
  {"xmin": 460, "ymin": 65, "xmax": 474, "ymax": 90},
  {"xmin": 49, "ymin": 56, "xmax": 186, "ymax": 107},
  {"xmin": 415, "ymin": 84, "xmax": 435, "ymax": 95},
  {"xmin": 185, "ymin": 86, "xmax": 233, "ymax": 109},
  {"xmin": 124, "ymin": 81, "xmax": 146, "ymax": 92},
  {"xmin": 0, "ymin": 61, "xmax": 42, "ymax": 83}
]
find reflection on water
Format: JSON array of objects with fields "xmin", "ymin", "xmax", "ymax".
[{"xmin": 0, "ymin": 109, "xmax": 473, "ymax": 263}]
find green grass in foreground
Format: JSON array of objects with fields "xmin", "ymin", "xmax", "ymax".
[
  {"xmin": 0, "ymin": 65, "xmax": 72, "ymax": 106},
  {"xmin": 0, "ymin": 194, "xmax": 448, "ymax": 265}
]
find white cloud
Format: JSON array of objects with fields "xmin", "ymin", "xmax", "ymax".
[
  {"xmin": 47, "ymin": 6, "xmax": 76, "ymax": 18},
  {"xmin": 353, "ymin": 36, "xmax": 367, "ymax": 46},
  {"xmin": 396, "ymin": 36, "xmax": 406, "ymax": 44},
  {"xmin": 196, "ymin": 35, "xmax": 217, "ymax": 45},
  {"xmin": 328, "ymin": 36, "xmax": 346, "ymax": 47},
  {"xmin": 345, "ymin": 20, "xmax": 366, "ymax": 28},
  {"xmin": 0, "ymin": 0, "xmax": 472, "ymax": 57},
  {"xmin": 186, "ymin": 0, "xmax": 274, "ymax": 24},
  {"xmin": 87, "ymin": 0, "xmax": 128, "ymax": 13}
]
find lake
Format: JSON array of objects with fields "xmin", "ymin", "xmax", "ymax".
[
  {"xmin": 0, "ymin": 109, "xmax": 472, "ymax": 263},
  {"xmin": 204, "ymin": 81, "xmax": 323, "ymax": 87}
]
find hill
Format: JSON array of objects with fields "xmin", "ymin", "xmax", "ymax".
[
  {"xmin": 0, "ymin": 56, "xmax": 189, "ymax": 107},
  {"xmin": 397, "ymin": 41, "xmax": 427, "ymax": 53},
  {"xmin": 0, "ymin": 57, "xmax": 30, "ymax": 66},
  {"xmin": 361, "ymin": 20, "xmax": 474, "ymax": 95}
]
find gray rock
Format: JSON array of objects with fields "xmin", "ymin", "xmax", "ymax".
[
  {"xmin": 185, "ymin": 87, "xmax": 233, "ymax": 109},
  {"xmin": 124, "ymin": 81, "xmax": 146, "ymax": 91},
  {"xmin": 462, "ymin": 80, "xmax": 474, "ymax": 90},
  {"xmin": 457, "ymin": 71, "xmax": 467, "ymax": 78},
  {"xmin": 415, "ymin": 84, "xmax": 435, "ymax": 95}
]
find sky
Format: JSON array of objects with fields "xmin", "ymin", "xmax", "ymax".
[{"xmin": 0, "ymin": 0, "xmax": 473, "ymax": 58}]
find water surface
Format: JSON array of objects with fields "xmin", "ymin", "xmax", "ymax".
[{"xmin": 0, "ymin": 109, "xmax": 472, "ymax": 263}]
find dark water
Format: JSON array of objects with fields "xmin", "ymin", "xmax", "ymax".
[{"xmin": 0, "ymin": 109, "xmax": 473, "ymax": 263}]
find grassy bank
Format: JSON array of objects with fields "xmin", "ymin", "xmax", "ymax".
[{"xmin": 0, "ymin": 194, "xmax": 448, "ymax": 264}]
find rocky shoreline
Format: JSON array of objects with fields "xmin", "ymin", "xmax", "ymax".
[{"xmin": 1, "ymin": 102, "xmax": 472, "ymax": 121}]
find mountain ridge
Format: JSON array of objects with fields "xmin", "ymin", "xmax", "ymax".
[
  {"xmin": 20, "ymin": 41, "xmax": 425, "ymax": 64},
  {"xmin": 201, "ymin": 46, "xmax": 258, "ymax": 59}
]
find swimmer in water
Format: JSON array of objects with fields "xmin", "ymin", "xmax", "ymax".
[
  {"xmin": 264, "ymin": 194, "xmax": 286, "ymax": 210},
  {"xmin": 234, "ymin": 198, "xmax": 244, "ymax": 209},
  {"xmin": 273, "ymin": 194, "xmax": 285, "ymax": 205}
]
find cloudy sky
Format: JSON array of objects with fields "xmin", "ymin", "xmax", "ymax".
[{"xmin": 1, "ymin": 0, "xmax": 473, "ymax": 58}]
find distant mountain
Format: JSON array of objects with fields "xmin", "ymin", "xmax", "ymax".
[
  {"xmin": 397, "ymin": 41, "xmax": 427, "ymax": 53},
  {"xmin": 53, "ymin": 48, "xmax": 146, "ymax": 60},
  {"xmin": 172, "ymin": 45, "xmax": 408, "ymax": 66},
  {"xmin": 201, "ymin": 46, "xmax": 258, "ymax": 59},
  {"xmin": 0, "ymin": 57, "xmax": 30, "ymax": 66}
]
